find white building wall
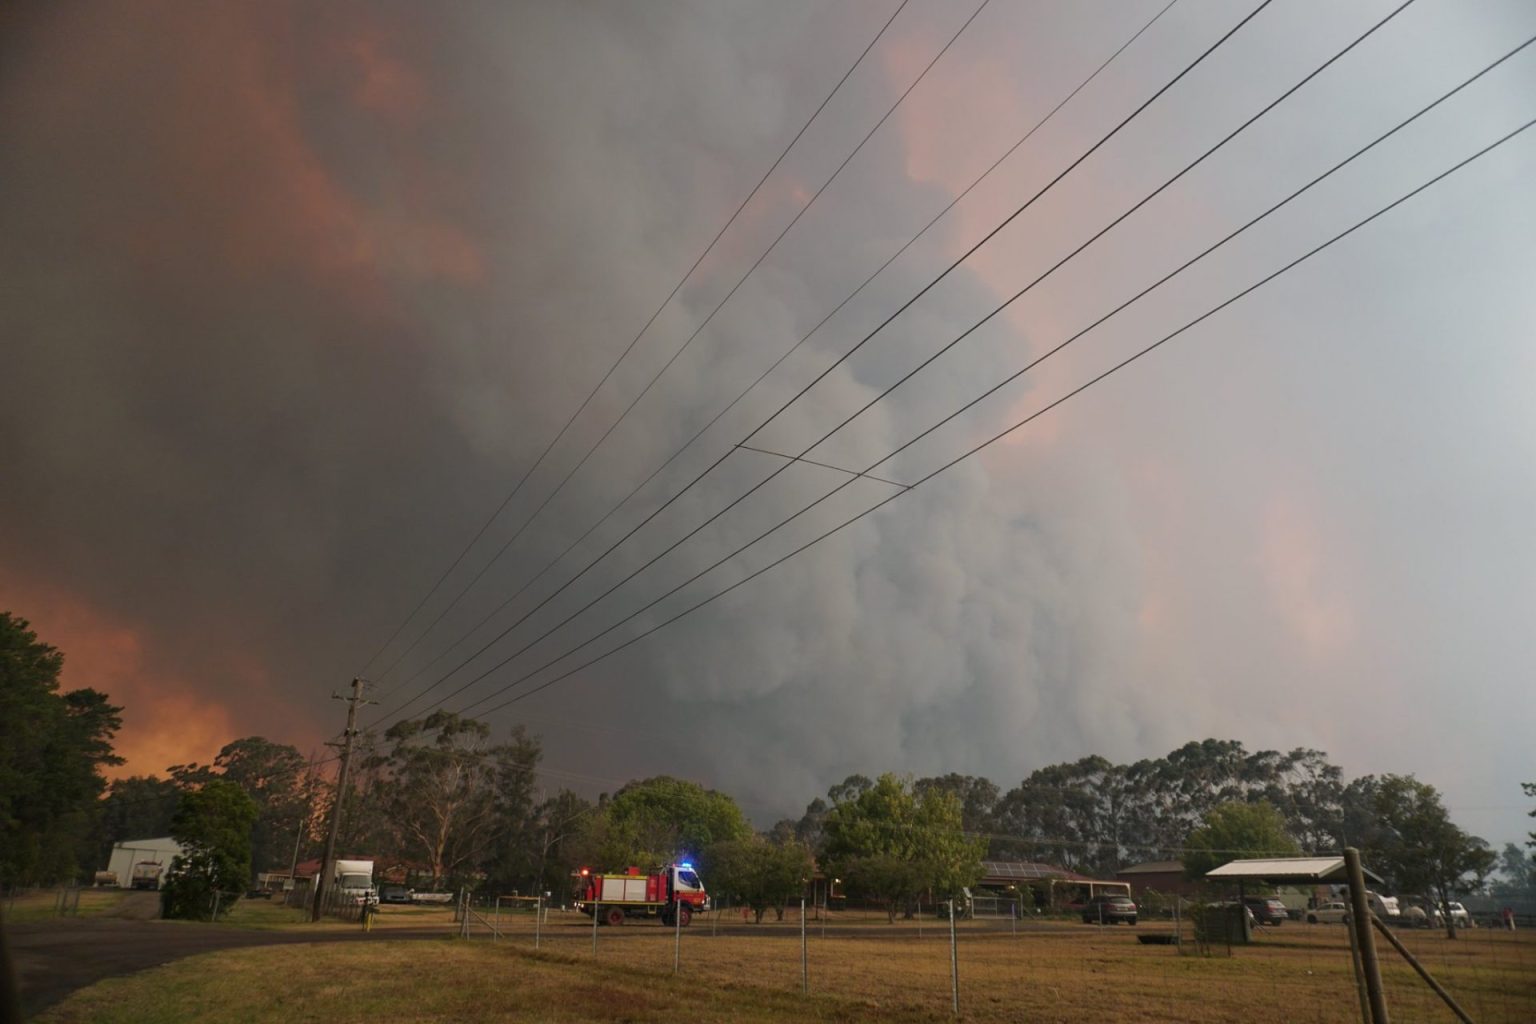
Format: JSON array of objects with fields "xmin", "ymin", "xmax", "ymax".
[{"xmin": 105, "ymin": 837, "xmax": 186, "ymax": 888}]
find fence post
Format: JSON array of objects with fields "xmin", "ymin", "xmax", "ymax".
[
  {"xmin": 1174, "ymin": 896, "xmax": 1181, "ymax": 952},
  {"xmin": 948, "ymin": 898, "xmax": 959, "ymax": 1017},
  {"xmin": 1370, "ymin": 916, "xmax": 1475, "ymax": 1024},
  {"xmin": 673, "ymin": 900, "xmax": 683, "ymax": 975},
  {"xmin": 1344, "ymin": 901, "xmax": 1372, "ymax": 1024},
  {"xmin": 800, "ymin": 898, "xmax": 808, "ymax": 995},
  {"xmin": 211, "ymin": 889, "xmax": 222, "ymax": 921},
  {"xmin": 534, "ymin": 895, "xmax": 542, "ymax": 950},
  {"xmin": 1344, "ymin": 847, "xmax": 1390, "ymax": 1024},
  {"xmin": 591, "ymin": 899, "xmax": 599, "ymax": 954}
]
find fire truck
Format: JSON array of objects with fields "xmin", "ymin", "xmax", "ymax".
[{"xmin": 574, "ymin": 863, "xmax": 709, "ymax": 926}]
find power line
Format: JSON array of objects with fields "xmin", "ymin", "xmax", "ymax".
[
  {"xmin": 366, "ymin": 0, "xmax": 1268, "ymax": 729},
  {"xmin": 373, "ymin": 0, "xmax": 1181, "ymax": 711},
  {"xmin": 468, "ymin": 100, "xmax": 1536, "ymax": 722},
  {"xmin": 370, "ymin": 0, "xmax": 992, "ymax": 701},
  {"xmin": 363, "ymin": 0, "xmax": 998, "ymax": 718},
  {"xmin": 356, "ymin": 0, "xmax": 914, "ymax": 693}
]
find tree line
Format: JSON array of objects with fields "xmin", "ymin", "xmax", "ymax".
[{"xmin": 4, "ymin": 610, "xmax": 1532, "ymax": 931}]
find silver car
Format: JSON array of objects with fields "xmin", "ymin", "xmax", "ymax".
[{"xmin": 1306, "ymin": 901, "xmax": 1350, "ymax": 924}]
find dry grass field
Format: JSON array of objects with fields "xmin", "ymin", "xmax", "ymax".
[{"xmin": 34, "ymin": 906, "xmax": 1536, "ymax": 1023}]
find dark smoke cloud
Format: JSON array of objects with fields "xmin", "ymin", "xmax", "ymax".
[{"xmin": 2, "ymin": 0, "xmax": 1533, "ymax": 846}]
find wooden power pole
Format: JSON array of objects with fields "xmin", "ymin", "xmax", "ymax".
[{"xmin": 312, "ymin": 677, "xmax": 366, "ymax": 922}]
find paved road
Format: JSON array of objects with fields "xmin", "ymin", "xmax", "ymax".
[{"xmin": 8, "ymin": 916, "xmax": 449, "ymax": 1018}]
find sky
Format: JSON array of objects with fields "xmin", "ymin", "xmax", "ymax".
[{"xmin": 2, "ymin": 0, "xmax": 1533, "ymax": 850}]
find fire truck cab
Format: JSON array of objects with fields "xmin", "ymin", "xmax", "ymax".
[{"xmin": 574, "ymin": 862, "xmax": 709, "ymax": 926}]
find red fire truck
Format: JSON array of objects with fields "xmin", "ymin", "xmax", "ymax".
[{"xmin": 574, "ymin": 863, "xmax": 709, "ymax": 926}]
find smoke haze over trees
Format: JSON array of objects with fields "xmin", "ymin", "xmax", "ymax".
[{"xmin": 2, "ymin": 609, "xmax": 1522, "ymax": 919}]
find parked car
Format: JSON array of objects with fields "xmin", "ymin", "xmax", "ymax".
[
  {"xmin": 1403, "ymin": 898, "xmax": 1473, "ymax": 928},
  {"xmin": 1082, "ymin": 894, "xmax": 1138, "ymax": 925},
  {"xmin": 1242, "ymin": 897, "xmax": 1289, "ymax": 925},
  {"xmin": 379, "ymin": 885, "xmax": 413, "ymax": 905},
  {"xmin": 1306, "ymin": 901, "xmax": 1351, "ymax": 924}
]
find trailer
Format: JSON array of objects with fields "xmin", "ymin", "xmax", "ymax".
[{"xmin": 574, "ymin": 863, "xmax": 709, "ymax": 926}]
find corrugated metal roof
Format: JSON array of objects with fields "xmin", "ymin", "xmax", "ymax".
[
  {"xmin": 1205, "ymin": 856, "xmax": 1383, "ymax": 884},
  {"xmin": 1117, "ymin": 860, "xmax": 1185, "ymax": 875}
]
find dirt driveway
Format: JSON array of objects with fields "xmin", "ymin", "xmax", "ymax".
[{"xmin": 8, "ymin": 914, "xmax": 448, "ymax": 1018}]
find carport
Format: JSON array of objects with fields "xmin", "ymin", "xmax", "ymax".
[
  {"xmin": 1204, "ymin": 855, "xmax": 1384, "ymax": 890},
  {"xmin": 1205, "ymin": 855, "xmax": 1384, "ymax": 914},
  {"xmin": 1203, "ymin": 856, "xmax": 1386, "ymax": 938}
]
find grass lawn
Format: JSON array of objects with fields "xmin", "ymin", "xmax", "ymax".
[
  {"xmin": 35, "ymin": 913, "xmax": 1536, "ymax": 1023},
  {"xmin": 2, "ymin": 889, "xmax": 129, "ymax": 924},
  {"xmin": 213, "ymin": 898, "xmax": 460, "ymax": 932}
]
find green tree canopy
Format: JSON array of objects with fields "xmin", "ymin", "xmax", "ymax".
[
  {"xmin": 1372, "ymin": 774, "xmax": 1494, "ymax": 938},
  {"xmin": 575, "ymin": 776, "xmax": 751, "ymax": 870},
  {"xmin": 0, "ymin": 612, "xmax": 122, "ymax": 885},
  {"xmin": 820, "ymin": 773, "xmax": 985, "ymax": 921},
  {"xmin": 482, "ymin": 787, "xmax": 594, "ymax": 896},
  {"xmin": 1492, "ymin": 842, "xmax": 1534, "ymax": 895},
  {"xmin": 94, "ymin": 775, "xmax": 181, "ymax": 866},
  {"xmin": 367, "ymin": 712, "xmax": 541, "ymax": 887},
  {"xmin": 162, "ymin": 779, "xmax": 259, "ymax": 920},
  {"xmin": 701, "ymin": 836, "xmax": 813, "ymax": 923},
  {"xmin": 210, "ymin": 737, "xmax": 310, "ymax": 879},
  {"xmin": 1182, "ymin": 800, "xmax": 1299, "ymax": 879}
]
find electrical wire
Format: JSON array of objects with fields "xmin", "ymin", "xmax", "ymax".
[
  {"xmin": 375, "ymin": 0, "xmax": 1181, "ymax": 711},
  {"xmin": 356, "ymin": 0, "xmax": 914, "ymax": 694},
  {"xmin": 468, "ymin": 105, "xmax": 1536, "ymax": 721},
  {"xmin": 365, "ymin": 0, "xmax": 1273, "ymax": 728},
  {"xmin": 365, "ymin": 0, "xmax": 974, "ymax": 699}
]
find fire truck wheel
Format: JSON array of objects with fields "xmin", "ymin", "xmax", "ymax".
[
  {"xmin": 677, "ymin": 904, "xmax": 693, "ymax": 928},
  {"xmin": 604, "ymin": 907, "xmax": 625, "ymax": 927}
]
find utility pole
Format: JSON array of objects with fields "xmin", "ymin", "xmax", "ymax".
[
  {"xmin": 312, "ymin": 678, "xmax": 367, "ymax": 922},
  {"xmin": 285, "ymin": 748, "xmax": 318, "ymax": 904}
]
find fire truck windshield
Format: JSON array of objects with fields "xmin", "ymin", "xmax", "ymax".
[{"xmin": 677, "ymin": 869, "xmax": 701, "ymax": 889}]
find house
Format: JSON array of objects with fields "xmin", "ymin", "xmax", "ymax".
[
  {"xmin": 1115, "ymin": 859, "xmax": 1202, "ymax": 897},
  {"xmin": 977, "ymin": 860, "xmax": 1131, "ymax": 911}
]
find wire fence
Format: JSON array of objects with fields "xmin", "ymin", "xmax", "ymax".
[
  {"xmin": 422, "ymin": 892, "xmax": 1536, "ymax": 1023},
  {"xmin": 6, "ymin": 879, "xmax": 1531, "ymax": 1020}
]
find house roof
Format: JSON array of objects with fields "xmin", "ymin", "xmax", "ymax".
[
  {"xmin": 112, "ymin": 837, "xmax": 182, "ymax": 849},
  {"xmin": 1205, "ymin": 856, "xmax": 1383, "ymax": 885},
  {"xmin": 1116, "ymin": 860, "xmax": 1185, "ymax": 875},
  {"xmin": 979, "ymin": 860, "xmax": 1090, "ymax": 882}
]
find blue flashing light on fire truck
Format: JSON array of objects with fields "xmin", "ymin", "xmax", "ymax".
[{"xmin": 574, "ymin": 863, "xmax": 709, "ymax": 927}]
